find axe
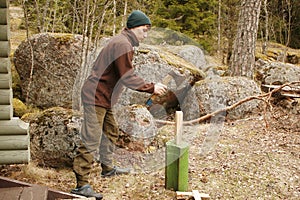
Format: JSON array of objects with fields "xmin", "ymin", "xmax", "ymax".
[{"xmin": 145, "ymin": 71, "xmax": 186, "ymax": 108}]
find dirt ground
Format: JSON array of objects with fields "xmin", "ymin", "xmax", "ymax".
[{"xmin": 1, "ymin": 104, "xmax": 299, "ymax": 200}]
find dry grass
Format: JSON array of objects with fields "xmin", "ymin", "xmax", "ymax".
[{"xmin": 1, "ymin": 107, "xmax": 299, "ymax": 200}]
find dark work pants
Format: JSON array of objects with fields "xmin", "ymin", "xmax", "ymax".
[{"xmin": 73, "ymin": 105, "xmax": 119, "ymax": 187}]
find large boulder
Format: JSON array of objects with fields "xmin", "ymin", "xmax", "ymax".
[
  {"xmin": 162, "ymin": 45, "xmax": 207, "ymax": 71},
  {"xmin": 255, "ymin": 59, "xmax": 300, "ymax": 84},
  {"xmin": 22, "ymin": 107, "xmax": 82, "ymax": 168},
  {"xmin": 23, "ymin": 105, "xmax": 160, "ymax": 168},
  {"xmin": 116, "ymin": 44, "xmax": 206, "ymax": 109},
  {"xmin": 13, "ymin": 33, "xmax": 84, "ymax": 109},
  {"xmin": 13, "ymin": 33, "xmax": 205, "ymax": 110},
  {"xmin": 114, "ymin": 104, "xmax": 157, "ymax": 141},
  {"xmin": 182, "ymin": 76, "xmax": 262, "ymax": 120}
]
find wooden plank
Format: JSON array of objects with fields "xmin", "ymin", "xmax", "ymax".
[
  {"xmin": 176, "ymin": 191, "xmax": 192, "ymax": 199},
  {"xmin": 0, "ymin": 0, "xmax": 8, "ymax": 8},
  {"xmin": 0, "ymin": 186, "xmax": 48, "ymax": 200},
  {"xmin": 0, "ymin": 176, "xmax": 32, "ymax": 188},
  {"xmin": 0, "ymin": 135, "xmax": 29, "ymax": 150},
  {"xmin": 176, "ymin": 191, "xmax": 210, "ymax": 200},
  {"xmin": 0, "ymin": 177, "xmax": 86, "ymax": 200},
  {"xmin": 21, "ymin": 185, "xmax": 48, "ymax": 200},
  {"xmin": 192, "ymin": 190, "xmax": 201, "ymax": 200},
  {"xmin": 48, "ymin": 189, "xmax": 88, "ymax": 200},
  {"xmin": 0, "ymin": 73, "xmax": 11, "ymax": 89},
  {"xmin": 0, "ymin": 8, "xmax": 8, "ymax": 25},
  {"xmin": 0, "ymin": 149, "xmax": 30, "ymax": 164},
  {"xmin": 0, "ymin": 25, "xmax": 9, "ymax": 41},
  {"xmin": 0, "ymin": 57, "xmax": 10, "ymax": 73},
  {"xmin": 0, "ymin": 88, "xmax": 12, "ymax": 104},
  {"xmin": 0, "ymin": 104, "xmax": 12, "ymax": 120},
  {"xmin": 0, "ymin": 41, "xmax": 10, "ymax": 57},
  {"xmin": 0, "ymin": 187, "xmax": 24, "ymax": 200},
  {"xmin": 0, "ymin": 117, "xmax": 29, "ymax": 135}
]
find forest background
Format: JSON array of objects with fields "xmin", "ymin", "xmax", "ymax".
[{"xmin": 16, "ymin": 0, "xmax": 300, "ymax": 58}]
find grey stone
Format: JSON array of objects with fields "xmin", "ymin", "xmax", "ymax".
[{"xmin": 182, "ymin": 76, "xmax": 262, "ymax": 120}]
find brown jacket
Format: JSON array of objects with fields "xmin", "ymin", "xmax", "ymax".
[{"xmin": 81, "ymin": 28, "xmax": 154, "ymax": 108}]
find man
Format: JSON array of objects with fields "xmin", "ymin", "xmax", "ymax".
[{"xmin": 71, "ymin": 10, "xmax": 167, "ymax": 199}]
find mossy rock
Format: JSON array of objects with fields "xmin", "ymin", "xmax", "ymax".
[
  {"xmin": 12, "ymin": 98, "xmax": 28, "ymax": 117},
  {"xmin": 27, "ymin": 107, "xmax": 83, "ymax": 168}
]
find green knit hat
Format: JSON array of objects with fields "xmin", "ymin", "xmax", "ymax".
[{"xmin": 126, "ymin": 10, "xmax": 151, "ymax": 29}]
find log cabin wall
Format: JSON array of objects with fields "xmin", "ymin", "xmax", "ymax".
[{"xmin": 0, "ymin": 0, "xmax": 30, "ymax": 164}]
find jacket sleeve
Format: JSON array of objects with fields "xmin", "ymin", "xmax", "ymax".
[{"xmin": 114, "ymin": 50, "xmax": 154, "ymax": 93}]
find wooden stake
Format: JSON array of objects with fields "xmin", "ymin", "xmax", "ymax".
[
  {"xmin": 175, "ymin": 111, "xmax": 183, "ymax": 145},
  {"xmin": 165, "ymin": 111, "xmax": 189, "ymax": 191}
]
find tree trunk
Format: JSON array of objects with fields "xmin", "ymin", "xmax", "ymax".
[
  {"xmin": 262, "ymin": 0, "xmax": 269, "ymax": 54},
  {"xmin": 230, "ymin": 0, "xmax": 262, "ymax": 78},
  {"xmin": 282, "ymin": 0, "xmax": 292, "ymax": 63},
  {"xmin": 113, "ymin": 0, "xmax": 116, "ymax": 36},
  {"xmin": 217, "ymin": 0, "xmax": 221, "ymax": 55},
  {"xmin": 122, "ymin": 0, "xmax": 128, "ymax": 27}
]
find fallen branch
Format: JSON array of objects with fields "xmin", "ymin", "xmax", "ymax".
[{"xmin": 155, "ymin": 81, "xmax": 300, "ymax": 126}]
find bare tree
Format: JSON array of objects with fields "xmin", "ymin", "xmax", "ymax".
[
  {"xmin": 94, "ymin": 0, "xmax": 112, "ymax": 44},
  {"xmin": 217, "ymin": 0, "xmax": 221, "ymax": 55},
  {"xmin": 282, "ymin": 0, "xmax": 292, "ymax": 62},
  {"xmin": 113, "ymin": 0, "xmax": 116, "ymax": 36},
  {"xmin": 71, "ymin": 0, "xmax": 78, "ymax": 34},
  {"xmin": 122, "ymin": 0, "xmax": 128, "ymax": 27},
  {"xmin": 52, "ymin": 0, "xmax": 58, "ymax": 33},
  {"xmin": 33, "ymin": 0, "xmax": 42, "ymax": 32},
  {"xmin": 22, "ymin": 0, "xmax": 35, "ymax": 103},
  {"xmin": 262, "ymin": 0, "xmax": 269, "ymax": 54},
  {"xmin": 230, "ymin": 0, "xmax": 262, "ymax": 78}
]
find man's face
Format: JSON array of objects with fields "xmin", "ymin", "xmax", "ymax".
[{"xmin": 131, "ymin": 25, "xmax": 151, "ymax": 42}]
